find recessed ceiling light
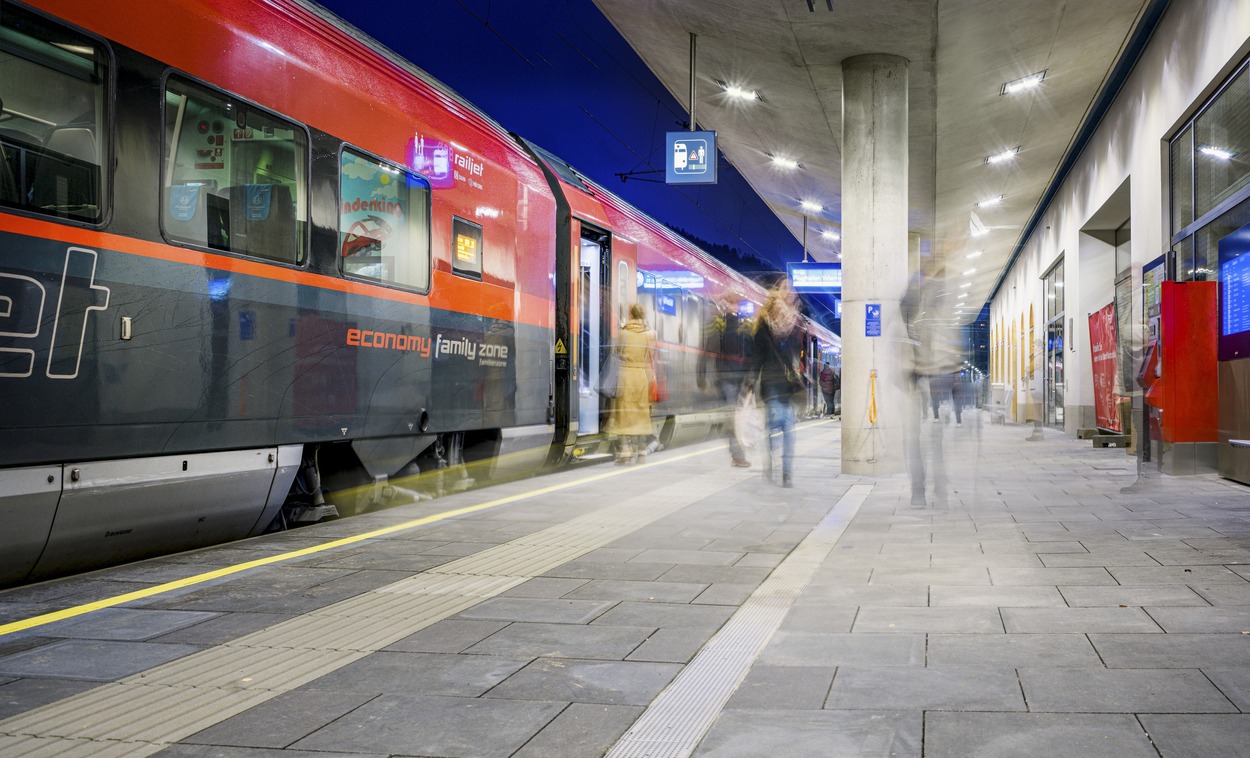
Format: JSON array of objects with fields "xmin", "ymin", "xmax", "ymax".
[
  {"xmin": 769, "ymin": 155, "xmax": 800, "ymax": 170},
  {"xmin": 1199, "ymin": 144, "xmax": 1236, "ymax": 160},
  {"xmin": 986, "ymin": 147, "xmax": 1020, "ymax": 164},
  {"xmin": 717, "ymin": 80, "xmax": 762, "ymax": 101},
  {"xmin": 959, "ymin": 282, "xmax": 972, "ymax": 289},
  {"xmin": 976, "ymin": 195, "xmax": 1004, "ymax": 207},
  {"xmin": 801, "ymin": 200, "xmax": 823, "ymax": 213},
  {"xmin": 821, "ymin": 230, "xmax": 840, "ymax": 241},
  {"xmin": 957, "ymin": 293, "xmax": 968, "ymax": 299},
  {"xmin": 1001, "ymin": 70, "xmax": 1046, "ymax": 95},
  {"xmin": 964, "ymin": 268, "xmax": 977, "ymax": 276}
]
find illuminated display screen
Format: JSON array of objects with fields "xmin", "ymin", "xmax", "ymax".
[
  {"xmin": 456, "ymin": 233, "xmax": 477, "ymax": 263},
  {"xmin": 451, "ymin": 216, "xmax": 483, "ymax": 280},
  {"xmin": 637, "ymin": 269, "xmax": 704, "ymax": 291},
  {"xmin": 788, "ymin": 262, "xmax": 842, "ymax": 292},
  {"xmin": 1224, "ymin": 250, "xmax": 1250, "ymax": 336},
  {"xmin": 1218, "ymin": 221, "xmax": 1250, "ymax": 360}
]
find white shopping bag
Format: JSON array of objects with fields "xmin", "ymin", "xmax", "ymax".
[{"xmin": 735, "ymin": 390, "xmax": 764, "ymax": 451}]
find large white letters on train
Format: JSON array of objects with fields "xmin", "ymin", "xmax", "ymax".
[{"xmin": 0, "ymin": 247, "xmax": 110, "ymax": 379}]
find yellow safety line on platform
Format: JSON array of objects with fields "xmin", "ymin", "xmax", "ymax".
[{"xmin": 0, "ymin": 437, "xmax": 764, "ymax": 638}]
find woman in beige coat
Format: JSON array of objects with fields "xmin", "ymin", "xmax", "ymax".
[{"xmin": 610, "ymin": 303, "xmax": 657, "ymax": 464}]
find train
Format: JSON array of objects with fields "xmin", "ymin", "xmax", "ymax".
[{"xmin": 0, "ymin": 0, "xmax": 839, "ymax": 586}]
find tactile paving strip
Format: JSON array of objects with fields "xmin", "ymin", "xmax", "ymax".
[
  {"xmin": 0, "ymin": 467, "xmax": 744, "ymax": 756},
  {"xmin": 605, "ymin": 483, "xmax": 872, "ymax": 758}
]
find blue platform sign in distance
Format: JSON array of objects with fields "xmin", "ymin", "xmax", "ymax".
[
  {"xmin": 658, "ymin": 294, "xmax": 677, "ymax": 316},
  {"xmin": 666, "ymin": 131, "xmax": 717, "ymax": 185},
  {"xmin": 787, "ymin": 262, "xmax": 842, "ymax": 292},
  {"xmin": 866, "ymin": 303, "xmax": 882, "ymax": 337}
]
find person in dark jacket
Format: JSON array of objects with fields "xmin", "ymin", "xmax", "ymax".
[
  {"xmin": 819, "ymin": 362, "xmax": 837, "ymax": 417},
  {"xmin": 698, "ymin": 292, "xmax": 752, "ymax": 467},
  {"xmin": 746, "ymin": 280, "xmax": 804, "ymax": 488}
]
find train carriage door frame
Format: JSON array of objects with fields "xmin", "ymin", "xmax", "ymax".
[{"xmin": 577, "ymin": 225, "xmax": 611, "ymax": 436}]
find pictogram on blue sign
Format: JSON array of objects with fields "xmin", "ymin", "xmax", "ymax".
[
  {"xmin": 666, "ymin": 131, "xmax": 717, "ymax": 185},
  {"xmin": 866, "ymin": 303, "xmax": 882, "ymax": 337}
]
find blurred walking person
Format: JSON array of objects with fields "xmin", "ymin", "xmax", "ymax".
[
  {"xmin": 747, "ymin": 280, "xmax": 805, "ymax": 488},
  {"xmin": 610, "ymin": 303, "xmax": 657, "ymax": 465},
  {"xmin": 698, "ymin": 292, "xmax": 752, "ymax": 467},
  {"xmin": 901, "ymin": 262, "xmax": 964, "ymax": 506},
  {"xmin": 819, "ymin": 361, "xmax": 838, "ymax": 417}
]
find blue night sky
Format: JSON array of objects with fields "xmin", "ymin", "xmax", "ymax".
[{"xmin": 314, "ymin": 0, "xmax": 806, "ymax": 280}]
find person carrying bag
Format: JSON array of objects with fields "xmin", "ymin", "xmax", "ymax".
[{"xmin": 600, "ymin": 347, "xmax": 620, "ymax": 398}]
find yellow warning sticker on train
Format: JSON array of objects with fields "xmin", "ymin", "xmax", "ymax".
[{"xmin": 555, "ymin": 338, "xmax": 567, "ymax": 354}]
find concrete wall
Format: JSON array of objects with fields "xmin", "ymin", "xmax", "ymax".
[{"xmin": 991, "ymin": 0, "xmax": 1250, "ymax": 430}]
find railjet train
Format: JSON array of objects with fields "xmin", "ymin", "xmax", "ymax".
[{"xmin": 0, "ymin": 0, "xmax": 838, "ymax": 585}]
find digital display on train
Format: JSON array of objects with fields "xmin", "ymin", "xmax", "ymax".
[
  {"xmin": 636, "ymin": 270, "xmax": 704, "ymax": 291},
  {"xmin": 455, "ymin": 232, "xmax": 477, "ymax": 263}
]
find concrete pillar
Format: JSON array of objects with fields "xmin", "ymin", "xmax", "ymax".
[
  {"xmin": 840, "ymin": 54, "xmax": 909, "ymax": 476},
  {"xmin": 908, "ymin": 232, "xmax": 922, "ymax": 276}
]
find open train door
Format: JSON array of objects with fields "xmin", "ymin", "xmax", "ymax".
[
  {"xmin": 576, "ymin": 225, "xmax": 612, "ymax": 438},
  {"xmin": 513, "ymin": 136, "xmax": 635, "ymax": 464}
]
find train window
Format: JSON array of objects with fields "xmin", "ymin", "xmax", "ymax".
[
  {"xmin": 684, "ymin": 293, "xmax": 702, "ymax": 347},
  {"xmin": 0, "ymin": 3, "xmax": 109, "ymax": 223},
  {"xmin": 451, "ymin": 217, "xmax": 483, "ymax": 280},
  {"xmin": 162, "ymin": 77, "xmax": 306, "ymax": 265},
  {"xmin": 653, "ymin": 277, "xmax": 679, "ymax": 343},
  {"xmin": 339, "ymin": 148, "xmax": 430, "ymax": 290}
]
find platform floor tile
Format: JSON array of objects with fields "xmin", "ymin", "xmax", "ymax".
[{"xmin": 290, "ymin": 693, "xmax": 565, "ymax": 757}]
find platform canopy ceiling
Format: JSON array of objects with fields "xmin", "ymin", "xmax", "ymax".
[{"xmin": 591, "ymin": 0, "xmax": 1154, "ymax": 320}]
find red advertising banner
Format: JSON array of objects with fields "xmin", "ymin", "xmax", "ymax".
[{"xmin": 1088, "ymin": 303, "xmax": 1121, "ymax": 432}]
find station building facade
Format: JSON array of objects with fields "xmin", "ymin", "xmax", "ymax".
[{"xmin": 990, "ymin": 0, "xmax": 1250, "ymax": 484}]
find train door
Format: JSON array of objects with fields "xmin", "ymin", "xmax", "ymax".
[{"xmin": 577, "ymin": 227, "xmax": 611, "ymax": 435}]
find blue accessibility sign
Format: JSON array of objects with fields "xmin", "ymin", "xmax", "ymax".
[
  {"xmin": 866, "ymin": 303, "xmax": 882, "ymax": 337},
  {"xmin": 666, "ymin": 131, "xmax": 717, "ymax": 185}
]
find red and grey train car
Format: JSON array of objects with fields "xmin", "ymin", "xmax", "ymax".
[{"xmin": 0, "ymin": 0, "xmax": 839, "ymax": 585}]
